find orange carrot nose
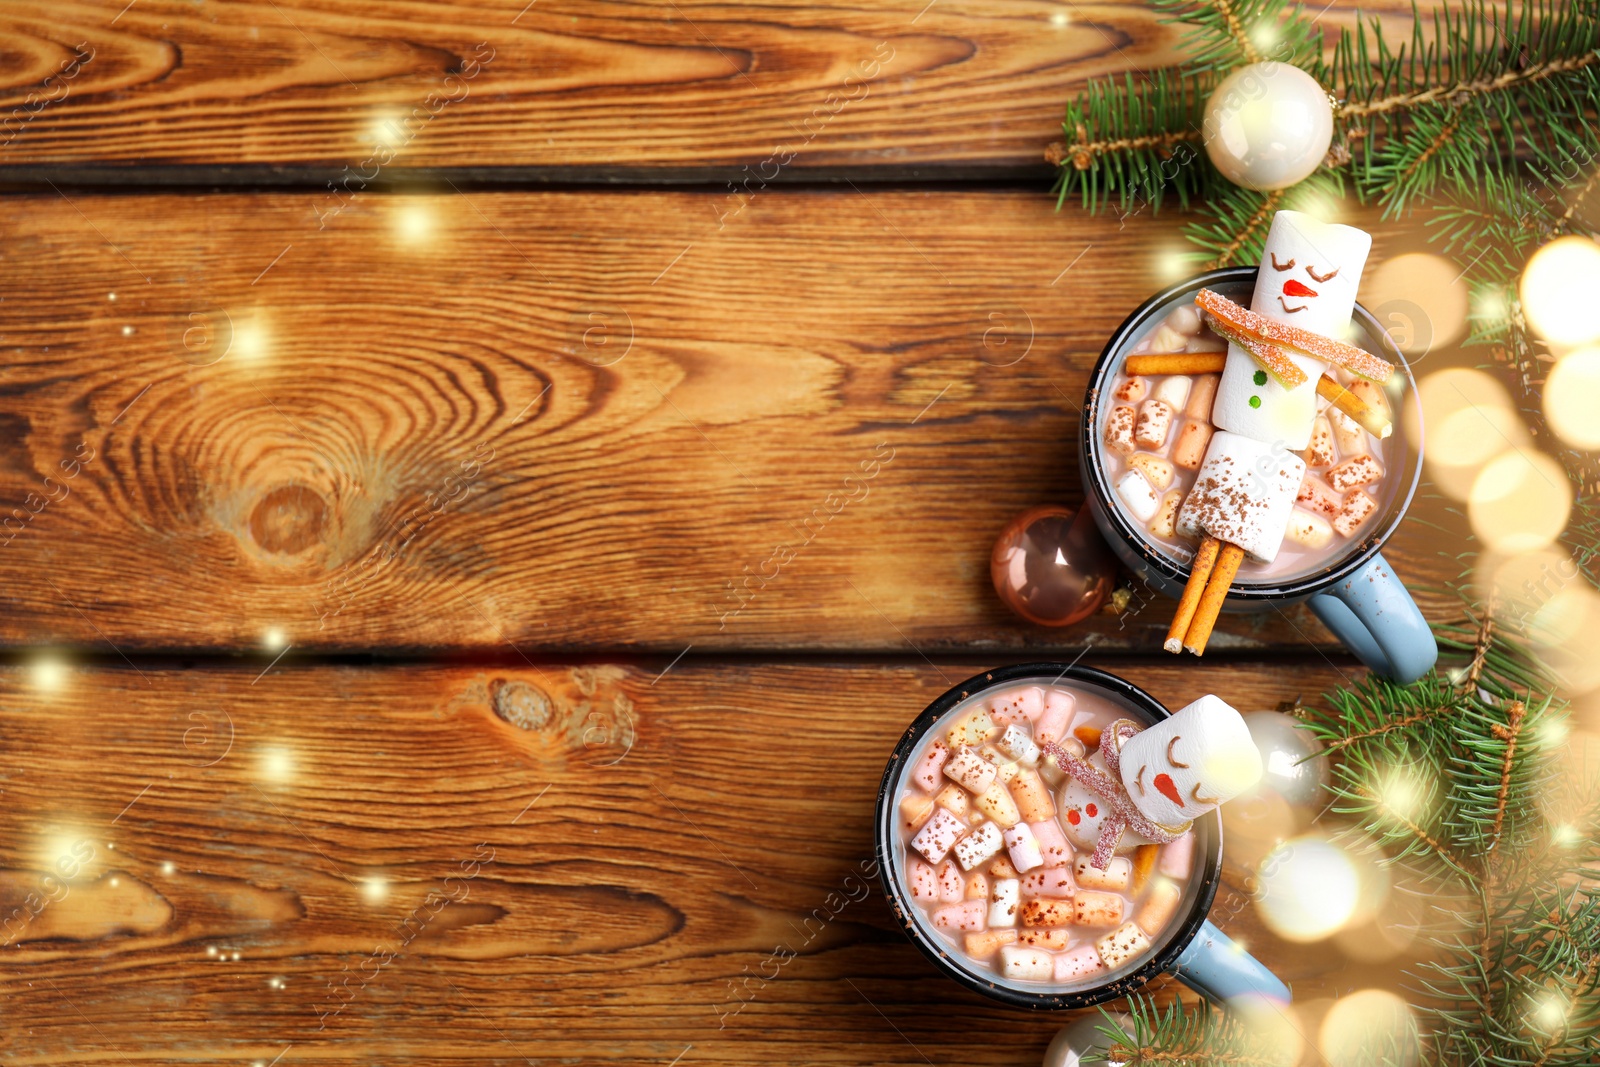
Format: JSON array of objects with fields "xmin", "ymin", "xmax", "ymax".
[
  {"xmin": 1153, "ymin": 773, "xmax": 1185, "ymax": 807},
  {"xmin": 1283, "ymin": 279, "xmax": 1317, "ymax": 298}
]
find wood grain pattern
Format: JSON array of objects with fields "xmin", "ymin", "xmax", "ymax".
[
  {"xmin": 0, "ymin": 659, "xmax": 1390, "ymax": 1065},
  {"xmin": 0, "ymin": 187, "xmax": 1461, "ymax": 653},
  {"xmin": 0, "ymin": 0, "xmax": 1421, "ymax": 176}
]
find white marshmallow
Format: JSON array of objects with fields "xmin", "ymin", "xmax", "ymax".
[
  {"xmin": 988, "ymin": 877, "xmax": 1020, "ymax": 927},
  {"xmin": 1096, "ymin": 921, "xmax": 1153, "ymax": 969},
  {"xmin": 1003, "ymin": 823, "xmax": 1044, "ymax": 873},
  {"xmin": 943, "ymin": 748, "xmax": 998, "ymax": 794},
  {"xmin": 1211, "ymin": 211, "xmax": 1372, "ymax": 449},
  {"xmin": 1073, "ymin": 855, "xmax": 1132, "ymax": 891},
  {"xmin": 1176, "ymin": 430, "xmax": 1307, "ymax": 563},
  {"xmin": 1116, "ymin": 695, "xmax": 1263, "ymax": 829},
  {"xmin": 1000, "ymin": 946, "xmax": 1054, "ymax": 982},
  {"xmin": 1327, "ymin": 453, "xmax": 1384, "ymax": 492},
  {"xmin": 1334, "ymin": 489, "xmax": 1379, "ymax": 536},
  {"xmin": 997, "ymin": 723, "xmax": 1040, "ymax": 765},
  {"xmin": 1105, "ymin": 405, "xmax": 1137, "ymax": 456},
  {"xmin": 1115, "ymin": 469, "xmax": 1162, "ymax": 523},
  {"xmin": 953, "ymin": 821, "xmax": 1005, "ymax": 871},
  {"xmin": 1128, "ymin": 453, "xmax": 1176, "ymax": 491},
  {"xmin": 1284, "ymin": 508, "xmax": 1334, "ymax": 549},
  {"xmin": 910, "ymin": 807, "xmax": 967, "ymax": 864},
  {"xmin": 1152, "ymin": 375, "xmax": 1191, "ymax": 410},
  {"xmin": 1135, "ymin": 399, "xmax": 1175, "ymax": 449}
]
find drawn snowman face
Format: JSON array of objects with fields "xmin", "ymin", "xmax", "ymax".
[
  {"xmin": 1115, "ymin": 695, "xmax": 1265, "ymax": 829},
  {"xmin": 1124, "ymin": 730, "xmax": 1220, "ymax": 813},
  {"xmin": 1249, "ymin": 210, "xmax": 1372, "ymax": 339},
  {"xmin": 1268, "ymin": 251, "xmax": 1344, "ymax": 316}
]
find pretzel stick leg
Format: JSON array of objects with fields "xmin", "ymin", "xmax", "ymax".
[
  {"xmin": 1183, "ymin": 542, "xmax": 1246, "ymax": 656},
  {"xmin": 1164, "ymin": 536, "xmax": 1220, "ymax": 654}
]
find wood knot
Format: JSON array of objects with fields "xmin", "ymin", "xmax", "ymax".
[
  {"xmin": 490, "ymin": 678, "xmax": 552, "ymax": 730},
  {"xmin": 249, "ymin": 485, "xmax": 328, "ymax": 555}
]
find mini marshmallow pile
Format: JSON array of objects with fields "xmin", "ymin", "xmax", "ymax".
[
  {"xmin": 899, "ymin": 685, "xmax": 1198, "ymax": 984},
  {"xmin": 1105, "ymin": 300, "xmax": 1390, "ymax": 568}
]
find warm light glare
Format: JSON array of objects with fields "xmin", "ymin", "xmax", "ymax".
[
  {"xmin": 1468, "ymin": 449, "xmax": 1573, "ymax": 554},
  {"xmin": 1544, "ymin": 347, "xmax": 1600, "ymax": 450},
  {"xmin": 1255, "ymin": 836, "xmax": 1360, "ymax": 942},
  {"xmin": 1530, "ymin": 991, "xmax": 1569, "ymax": 1033},
  {"xmin": 41, "ymin": 833, "xmax": 89, "ymax": 879},
  {"xmin": 1363, "ymin": 252, "xmax": 1469, "ymax": 355},
  {"xmin": 1049, "ymin": 10, "xmax": 1071, "ymax": 26},
  {"xmin": 232, "ymin": 321, "xmax": 268, "ymax": 360},
  {"xmin": 259, "ymin": 746, "xmax": 294, "ymax": 783},
  {"xmin": 1229, "ymin": 994, "xmax": 1305, "ymax": 1065},
  {"xmin": 1379, "ymin": 769, "xmax": 1425, "ymax": 822},
  {"xmin": 262, "ymin": 627, "xmax": 287, "ymax": 652},
  {"xmin": 395, "ymin": 203, "xmax": 433, "ymax": 244},
  {"xmin": 1554, "ymin": 823, "xmax": 1581, "ymax": 847},
  {"xmin": 368, "ymin": 112, "xmax": 407, "ymax": 148},
  {"xmin": 1319, "ymin": 989, "xmax": 1419, "ymax": 1067},
  {"xmin": 1413, "ymin": 368, "xmax": 1526, "ymax": 501},
  {"xmin": 1520, "ymin": 236, "xmax": 1600, "ymax": 345},
  {"xmin": 1157, "ymin": 249, "xmax": 1194, "ymax": 283},
  {"xmin": 362, "ymin": 877, "xmax": 389, "ymax": 904},
  {"xmin": 32, "ymin": 657, "xmax": 67, "ymax": 691},
  {"xmin": 162, "ymin": 861, "xmax": 176, "ymax": 875}
]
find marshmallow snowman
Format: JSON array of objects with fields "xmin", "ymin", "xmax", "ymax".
[
  {"xmin": 1056, "ymin": 695, "xmax": 1263, "ymax": 850},
  {"xmin": 1117, "ymin": 695, "xmax": 1263, "ymax": 828},
  {"xmin": 1212, "ymin": 210, "xmax": 1372, "ymax": 450}
]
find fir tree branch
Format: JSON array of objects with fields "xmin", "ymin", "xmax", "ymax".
[
  {"xmin": 1204, "ymin": 188, "xmax": 1284, "ymax": 268},
  {"xmin": 1338, "ymin": 49, "xmax": 1600, "ymax": 120},
  {"xmin": 1107, "ymin": 1047, "xmax": 1282, "ymax": 1066},
  {"xmin": 1464, "ymin": 606, "xmax": 1496, "ymax": 691},
  {"xmin": 1210, "ymin": 0, "xmax": 1263, "ymax": 65},
  {"xmin": 1320, "ymin": 700, "xmax": 1453, "ymax": 753},
  {"xmin": 1046, "ymin": 127, "xmax": 1203, "ymax": 172},
  {"xmin": 1487, "ymin": 699, "xmax": 1527, "ymax": 855}
]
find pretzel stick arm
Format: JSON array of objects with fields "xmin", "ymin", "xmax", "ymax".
[{"xmin": 1316, "ymin": 375, "xmax": 1393, "ymax": 438}]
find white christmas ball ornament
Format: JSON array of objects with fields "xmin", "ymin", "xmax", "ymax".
[
  {"xmin": 1242, "ymin": 710, "xmax": 1328, "ymax": 809},
  {"xmin": 1044, "ymin": 1012, "xmax": 1134, "ymax": 1067},
  {"xmin": 1203, "ymin": 62, "xmax": 1334, "ymax": 190}
]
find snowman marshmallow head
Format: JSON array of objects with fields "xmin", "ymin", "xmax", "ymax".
[
  {"xmin": 1247, "ymin": 210, "xmax": 1371, "ymax": 338},
  {"xmin": 1116, "ymin": 695, "xmax": 1264, "ymax": 829}
]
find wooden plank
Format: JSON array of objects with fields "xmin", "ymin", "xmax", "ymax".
[
  {"xmin": 0, "ymin": 187, "xmax": 1460, "ymax": 652},
  {"xmin": 0, "ymin": 0, "xmax": 1418, "ymax": 176},
  {"xmin": 0, "ymin": 659, "xmax": 1379, "ymax": 1064}
]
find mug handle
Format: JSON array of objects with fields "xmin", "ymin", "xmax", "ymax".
[
  {"xmin": 1173, "ymin": 920, "xmax": 1290, "ymax": 1003},
  {"xmin": 1307, "ymin": 551, "xmax": 1437, "ymax": 685}
]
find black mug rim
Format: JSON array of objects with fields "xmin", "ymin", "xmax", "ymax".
[
  {"xmin": 1080, "ymin": 267, "xmax": 1426, "ymax": 600},
  {"xmin": 874, "ymin": 663, "xmax": 1223, "ymax": 1010}
]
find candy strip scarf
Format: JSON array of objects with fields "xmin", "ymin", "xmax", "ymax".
[{"xmin": 1040, "ymin": 718, "xmax": 1185, "ymax": 870}]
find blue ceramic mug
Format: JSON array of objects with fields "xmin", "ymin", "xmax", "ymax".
[
  {"xmin": 876, "ymin": 663, "xmax": 1289, "ymax": 1009},
  {"xmin": 1082, "ymin": 267, "xmax": 1437, "ymax": 684}
]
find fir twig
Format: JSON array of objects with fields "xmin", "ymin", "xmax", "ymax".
[
  {"xmin": 1486, "ymin": 699, "xmax": 1527, "ymax": 854},
  {"xmin": 1204, "ymin": 188, "xmax": 1285, "ymax": 269},
  {"xmin": 1338, "ymin": 50, "xmax": 1600, "ymax": 119}
]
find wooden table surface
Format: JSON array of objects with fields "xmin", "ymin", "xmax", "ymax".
[{"xmin": 0, "ymin": 2, "xmax": 1464, "ymax": 1064}]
